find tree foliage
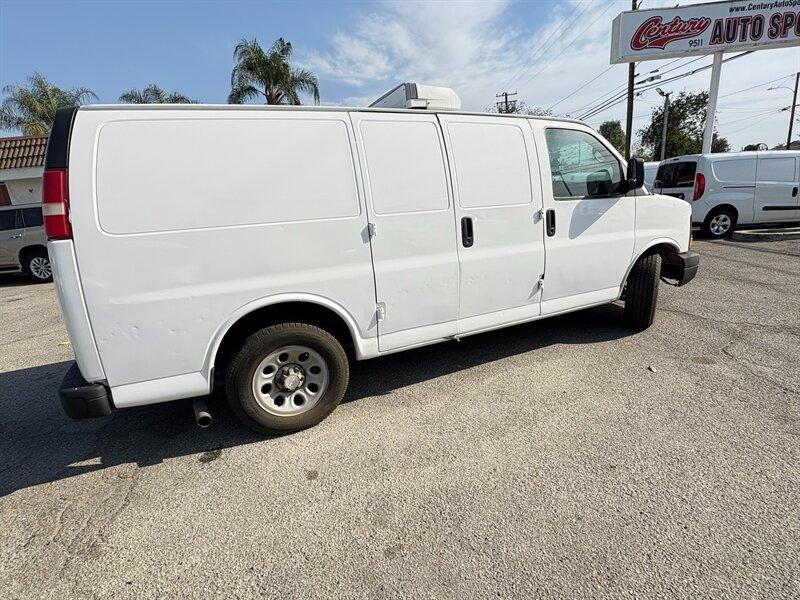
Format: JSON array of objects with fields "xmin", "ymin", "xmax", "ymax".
[
  {"xmin": 487, "ymin": 100, "xmax": 552, "ymax": 116},
  {"xmin": 638, "ymin": 91, "xmax": 729, "ymax": 160},
  {"xmin": 598, "ymin": 120, "xmax": 625, "ymax": 154},
  {"xmin": 228, "ymin": 37, "xmax": 319, "ymax": 105},
  {"xmin": 119, "ymin": 84, "xmax": 196, "ymax": 104},
  {"xmin": 0, "ymin": 72, "xmax": 97, "ymax": 135}
]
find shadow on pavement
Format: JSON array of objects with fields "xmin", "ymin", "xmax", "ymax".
[
  {"xmin": 0, "ymin": 303, "xmax": 631, "ymax": 497},
  {"xmin": 0, "ymin": 273, "xmax": 40, "ymax": 288}
]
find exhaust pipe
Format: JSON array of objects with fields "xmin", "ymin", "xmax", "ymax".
[{"xmin": 192, "ymin": 398, "xmax": 212, "ymax": 428}]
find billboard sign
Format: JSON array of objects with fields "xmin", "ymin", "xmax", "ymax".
[{"xmin": 611, "ymin": 0, "xmax": 800, "ymax": 63}]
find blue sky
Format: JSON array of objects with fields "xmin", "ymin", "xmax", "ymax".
[
  {"xmin": 2, "ymin": 0, "xmax": 800, "ymax": 149},
  {"xmin": 0, "ymin": 0, "xmax": 553, "ymax": 106}
]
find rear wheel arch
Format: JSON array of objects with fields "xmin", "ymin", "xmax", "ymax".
[{"xmin": 209, "ymin": 297, "xmax": 365, "ymax": 387}]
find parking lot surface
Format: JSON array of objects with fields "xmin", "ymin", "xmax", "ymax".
[{"xmin": 1, "ymin": 239, "xmax": 798, "ymax": 599}]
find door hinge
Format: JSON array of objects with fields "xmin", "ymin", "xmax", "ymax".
[
  {"xmin": 367, "ymin": 222, "xmax": 376, "ymax": 239},
  {"xmin": 533, "ymin": 209, "xmax": 543, "ymax": 221},
  {"xmin": 538, "ymin": 274, "xmax": 545, "ymax": 292},
  {"xmin": 376, "ymin": 302, "xmax": 386, "ymax": 322}
]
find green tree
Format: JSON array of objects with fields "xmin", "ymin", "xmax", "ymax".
[
  {"xmin": 0, "ymin": 72, "xmax": 97, "ymax": 135},
  {"xmin": 638, "ymin": 91, "xmax": 729, "ymax": 160},
  {"xmin": 228, "ymin": 37, "xmax": 319, "ymax": 105},
  {"xmin": 119, "ymin": 84, "xmax": 196, "ymax": 104},
  {"xmin": 598, "ymin": 120, "xmax": 625, "ymax": 154}
]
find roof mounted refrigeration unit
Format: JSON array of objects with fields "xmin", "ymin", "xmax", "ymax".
[{"xmin": 369, "ymin": 83, "xmax": 461, "ymax": 110}]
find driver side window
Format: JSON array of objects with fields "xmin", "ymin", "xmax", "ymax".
[{"xmin": 544, "ymin": 128, "xmax": 624, "ymax": 200}]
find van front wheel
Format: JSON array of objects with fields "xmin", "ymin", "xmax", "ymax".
[
  {"xmin": 623, "ymin": 252, "xmax": 661, "ymax": 330},
  {"xmin": 225, "ymin": 323, "xmax": 349, "ymax": 434}
]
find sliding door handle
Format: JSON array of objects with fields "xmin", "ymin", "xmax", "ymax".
[
  {"xmin": 461, "ymin": 216, "xmax": 474, "ymax": 247},
  {"xmin": 545, "ymin": 209, "xmax": 556, "ymax": 237},
  {"xmin": 792, "ymin": 186, "xmax": 798, "ymax": 197}
]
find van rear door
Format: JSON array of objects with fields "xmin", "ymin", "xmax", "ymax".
[
  {"xmin": 350, "ymin": 112, "xmax": 460, "ymax": 351},
  {"xmin": 754, "ymin": 154, "xmax": 799, "ymax": 222},
  {"xmin": 654, "ymin": 159, "xmax": 696, "ymax": 200},
  {"xmin": 438, "ymin": 113, "xmax": 545, "ymax": 333}
]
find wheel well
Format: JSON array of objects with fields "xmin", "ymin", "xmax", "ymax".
[
  {"xmin": 18, "ymin": 244, "xmax": 47, "ymax": 269},
  {"xmin": 213, "ymin": 301, "xmax": 355, "ymax": 380},
  {"xmin": 707, "ymin": 204, "xmax": 738, "ymax": 222}
]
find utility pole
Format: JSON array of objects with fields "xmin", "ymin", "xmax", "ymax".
[
  {"xmin": 786, "ymin": 72, "xmax": 799, "ymax": 150},
  {"xmin": 496, "ymin": 91, "xmax": 518, "ymax": 114},
  {"xmin": 657, "ymin": 88, "xmax": 671, "ymax": 161},
  {"xmin": 624, "ymin": 0, "xmax": 638, "ymax": 160}
]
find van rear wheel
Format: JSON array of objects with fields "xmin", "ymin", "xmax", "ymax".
[
  {"xmin": 623, "ymin": 252, "xmax": 661, "ymax": 330},
  {"xmin": 225, "ymin": 323, "xmax": 349, "ymax": 434}
]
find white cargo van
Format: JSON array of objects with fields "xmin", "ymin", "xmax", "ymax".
[
  {"xmin": 653, "ymin": 152, "xmax": 800, "ymax": 238},
  {"xmin": 47, "ymin": 100, "xmax": 698, "ymax": 434}
]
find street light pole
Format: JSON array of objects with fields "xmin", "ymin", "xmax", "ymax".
[
  {"xmin": 657, "ymin": 88, "xmax": 671, "ymax": 161},
  {"xmin": 786, "ymin": 72, "xmax": 799, "ymax": 150}
]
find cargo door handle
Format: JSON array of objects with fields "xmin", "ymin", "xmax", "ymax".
[
  {"xmin": 545, "ymin": 209, "xmax": 556, "ymax": 237},
  {"xmin": 461, "ymin": 217, "xmax": 474, "ymax": 248},
  {"xmin": 792, "ymin": 186, "xmax": 798, "ymax": 197}
]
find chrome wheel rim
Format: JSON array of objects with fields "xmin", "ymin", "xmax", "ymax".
[
  {"xmin": 709, "ymin": 214, "xmax": 731, "ymax": 236},
  {"xmin": 29, "ymin": 257, "xmax": 52, "ymax": 279},
  {"xmin": 251, "ymin": 345, "xmax": 329, "ymax": 416}
]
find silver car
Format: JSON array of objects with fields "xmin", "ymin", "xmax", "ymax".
[{"xmin": 0, "ymin": 203, "xmax": 51, "ymax": 283}]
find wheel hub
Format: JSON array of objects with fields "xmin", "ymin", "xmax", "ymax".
[{"xmin": 276, "ymin": 365, "xmax": 306, "ymax": 392}]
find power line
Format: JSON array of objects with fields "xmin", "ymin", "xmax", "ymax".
[
  {"xmin": 517, "ymin": 0, "xmax": 617, "ymax": 91},
  {"xmin": 723, "ymin": 112, "xmax": 781, "ymax": 135},
  {"xmin": 547, "ymin": 65, "xmax": 616, "ymax": 111},
  {"xmin": 578, "ymin": 52, "xmax": 751, "ymax": 121},
  {"xmin": 562, "ymin": 58, "xmax": 691, "ymax": 116},
  {"xmin": 718, "ymin": 74, "xmax": 795, "ymax": 99},
  {"xmin": 504, "ymin": 0, "xmax": 590, "ymax": 90}
]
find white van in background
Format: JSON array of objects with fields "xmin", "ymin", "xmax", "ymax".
[
  {"xmin": 653, "ymin": 152, "xmax": 800, "ymax": 238},
  {"xmin": 47, "ymin": 99, "xmax": 698, "ymax": 435}
]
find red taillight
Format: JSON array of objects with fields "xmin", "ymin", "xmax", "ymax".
[
  {"xmin": 42, "ymin": 168, "xmax": 72, "ymax": 240},
  {"xmin": 692, "ymin": 172, "xmax": 705, "ymax": 201}
]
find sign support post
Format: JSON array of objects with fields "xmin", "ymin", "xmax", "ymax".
[{"xmin": 702, "ymin": 51, "xmax": 722, "ymax": 154}]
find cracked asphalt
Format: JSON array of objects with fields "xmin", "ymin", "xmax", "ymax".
[{"xmin": 1, "ymin": 239, "xmax": 798, "ymax": 599}]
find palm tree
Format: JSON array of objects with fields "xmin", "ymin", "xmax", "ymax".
[
  {"xmin": 0, "ymin": 72, "xmax": 97, "ymax": 135},
  {"xmin": 228, "ymin": 37, "xmax": 319, "ymax": 105},
  {"xmin": 119, "ymin": 84, "xmax": 197, "ymax": 104}
]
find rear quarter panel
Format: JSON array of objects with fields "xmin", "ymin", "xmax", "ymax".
[{"xmin": 68, "ymin": 108, "xmax": 377, "ymax": 395}]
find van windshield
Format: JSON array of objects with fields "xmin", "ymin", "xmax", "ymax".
[{"xmin": 655, "ymin": 161, "xmax": 696, "ymax": 188}]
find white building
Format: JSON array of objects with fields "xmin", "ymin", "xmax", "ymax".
[{"xmin": 0, "ymin": 135, "xmax": 47, "ymax": 206}]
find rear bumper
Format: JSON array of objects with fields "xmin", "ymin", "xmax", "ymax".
[
  {"xmin": 59, "ymin": 362, "xmax": 113, "ymax": 419},
  {"xmin": 662, "ymin": 250, "xmax": 700, "ymax": 287}
]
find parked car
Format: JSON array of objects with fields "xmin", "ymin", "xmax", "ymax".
[
  {"xmin": 0, "ymin": 203, "xmax": 52, "ymax": 282},
  {"xmin": 653, "ymin": 152, "xmax": 800, "ymax": 238},
  {"xmin": 48, "ymin": 101, "xmax": 698, "ymax": 434}
]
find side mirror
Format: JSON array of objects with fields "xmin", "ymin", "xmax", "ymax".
[{"xmin": 627, "ymin": 157, "xmax": 645, "ymax": 190}]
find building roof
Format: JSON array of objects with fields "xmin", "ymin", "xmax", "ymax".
[{"xmin": 0, "ymin": 135, "xmax": 48, "ymax": 170}]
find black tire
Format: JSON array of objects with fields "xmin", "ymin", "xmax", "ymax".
[
  {"xmin": 23, "ymin": 249, "xmax": 53, "ymax": 283},
  {"xmin": 703, "ymin": 207, "xmax": 736, "ymax": 239},
  {"xmin": 623, "ymin": 252, "xmax": 661, "ymax": 330},
  {"xmin": 225, "ymin": 323, "xmax": 349, "ymax": 435}
]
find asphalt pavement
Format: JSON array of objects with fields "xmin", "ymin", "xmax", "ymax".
[{"xmin": 1, "ymin": 238, "xmax": 798, "ymax": 599}]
